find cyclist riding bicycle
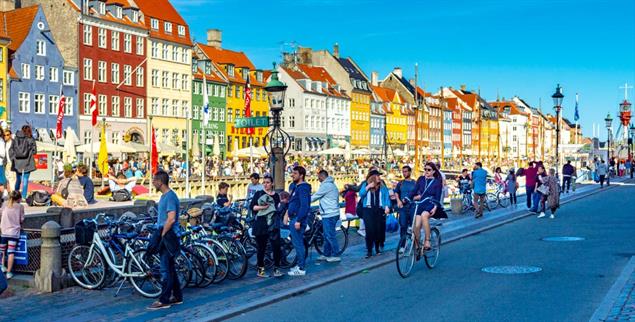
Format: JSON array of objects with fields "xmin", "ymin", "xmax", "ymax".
[{"xmin": 412, "ymin": 162, "xmax": 444, "ymax": 252}]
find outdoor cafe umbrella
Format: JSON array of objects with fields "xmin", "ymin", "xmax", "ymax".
[
  {"xmin": 233, "ymin": 146, "xmax": 267, "ymax": 158},
  {"xmin": 317, "ymin": 147, "xmax": 347, "ymax": 156},
  {"xmin": 63, "ymin": 126, "xmax": 77, "ymax": 164},
  {"xmin": 157, "ymin": 142, "xmax": 182, "ymax": 155},
  {"xmin": 38, "ymin": 141, "xmax": 63, "ymax": 153},
  {"xmin": 76, "ymin": 142, "xmax": 136, "ymax": 154},
  {"xmin": 213, "ymin": 134, "xmax": 221, "ymax": 157}
]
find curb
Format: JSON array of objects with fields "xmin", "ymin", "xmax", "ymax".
[
  {"xmin": 589, "ymin": 256, "xmax": 635, "ymax": 321},
  {"xmin": 206, "ymin": 179, "xmax": 631, "ymax": 321}
]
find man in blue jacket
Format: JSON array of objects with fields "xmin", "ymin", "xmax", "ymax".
[{"xmin": 284, "ymin": 166, "xmax": 311, "ymax": 276}]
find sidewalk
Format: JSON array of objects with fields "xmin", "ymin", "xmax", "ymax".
[
  {"xmin": 0, "ymin": 178, "xmax": 630, "ymax": 322},
  {"xmin": 590, "ymin": 256, "xmax": 635, "ymax": 321}
]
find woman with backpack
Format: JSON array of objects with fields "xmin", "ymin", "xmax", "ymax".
[{"xmin": 9, "ymin": 125, "xmax": 36, "ymax": 200}]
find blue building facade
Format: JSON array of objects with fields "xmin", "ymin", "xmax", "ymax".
[
  {"xmin": 8, "ymin": 6, "xmax": 78, "ymax": 140},
  {"xmin": 370, "ymin": 100, "xmax": 385, "ymax": 157},
  {"xmin": 443, "ymin": 109, "xmax": 453, "ymax": 159}
]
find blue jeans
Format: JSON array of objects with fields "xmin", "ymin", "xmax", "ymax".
[
  {"xmin": 525, "ymin": 186, "xmax": 535, "ymax": 208},
  {"xmin": 15, "ymin": 171, "xmax": 30, "ymax": 199},
  {"xmin": 289, "ymin": 219, "xmax": 307, "ymax": 270},
  {"xmin": 321, "ymin": 216, "xmax": 339, "ymax": 257},
  {"xmin": 531, "ymin": 191, "xmax": 545, "ymax": 213},
  {"xmin": 398, "ymin": 204, "xmax": 413, "ymax": 239},
  {"xmin": 159, "ymin": 247, "xmax": 182, "ymax": 304}
]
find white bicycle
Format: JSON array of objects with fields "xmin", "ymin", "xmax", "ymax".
[{"xmin": 395, "ymin": 199, "xmax": 442, "ymax": 278}]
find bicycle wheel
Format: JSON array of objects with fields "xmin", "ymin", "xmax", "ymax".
[
  {"xmin": 280, "ymin": 238, "xmax": 297, "ymax": 269},
  {"xmin": 242, "ymin": 235, "xmax": 258, "ymax": 269},
  {"xmin": 174, "ymin": 251, "xmax": 192, "ymax": 289},
  {"xmin": 314, "ymin": 226, "xmax": 349, "ymax": 256},
  {"xmin": 396, "ymin": 235, "xmax": 416, "ymax": 278},
  {"xmin": 205, "ymin": 239, "xmax": 229, "ymax": 284},
  {"xmin": 68, "ymin": 245, "xmax": 107, "ymax": 290},
  {"xmin": 486, "ymin": 193, "xmax": 498, "ymax": 210},
  {"xmin": 182, "ymin": 248, "xmax": 206, "ymax": 287},
  {"xmin": 225, "ymin": 240, "xmax": 248, "ymax": 280},
  {"xmin": 498, "ymin": 192, "xmax": 510, "ymax": 208},
  {"xmin": 424, "ymin": 228, "xmax": 441, "ymax": 269},
  {"xmin": 127, "ymin": 249, "xmax": 162, "ymax": 298},
  {"xmin": 191, "ymin": 243, "xmax": 217, "ymax": 288}
]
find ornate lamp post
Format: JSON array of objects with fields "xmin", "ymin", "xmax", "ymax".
[
  {"xmin": 630, "ymin": 123, "xmax": 635, "ymax": 178},
  {"xmin": 552, "ymin": 84, "xmax": 564, "ymax": 176},
  {"xmin": 264, "ymin": 63, "xmax": 290, "ymax": 191},
  {"xmin": 605, "ymin": 113, "xmax": 613, "ymax": 163}
]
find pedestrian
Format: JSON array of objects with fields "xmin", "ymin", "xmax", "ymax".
[
  {"xmin": 597, "ymin": 160, "xmax": 608, "ymax": 188},
  {"xmin": 412, "ymin": 162, "xmax": 443, "ymax": 252},
  {"xmin": 284, "ymin": 166, "xmax": 311, "ymax": 276},
  {"xmin": 245, "ymin": 173, "xmax": 263, "ymax": 202},
  {"xmin": 494, "ymin": 167, "xmax": 504, "ymax": 186},
  {"xmin": 471, "ymin": 162, "xmax": 488, "ymax": 219},
  {"xmin": 358, "ymin": 169, "xmax": 390, "ymax": 258},
  {"xmin": 216, "ymin": 182, "xmax": 232, "ymax": 207},
  {"xmin": 0, "ymin": 131, "xmax": 7, "ymax": 200},
  {"xmin": 311, "ymin": 170, "xmax": 341, "ymax": 262},
  {"xmin": 524, "ymin": 161, "xmax": 537, "ymax": 209},
  {"xmin": 250, "ymin": 176, "xmax": 283, "ymax": 278},
  {"xmin": 506, "ymin": 169, "xmax": 518, "ymax": 207},
  {"xmin": 148, "ymin": 170, "xmax": 182, "ymax": 310},
  {"xmin": 533, "ymin": 165, "xmax": 548, "ymax": 217},
  {"xmin": 3, "ymin": 129, "xmax": 13, "ymax": 195},
  {"xmin": 562, "ymin": 160, "xmax": 575, "ymax": 193},
  {"xmin": 394, "ymin": 165, "xmax": 417, "ymax": 239},
  {"xmin": 542, "ymin": 168, "xmax": 560, "ymax": 219},
  {"xmin": 0, "ymin": 191, "xmax": 25, "ymax": 280},
  {"xmin": 9, "ymin": 125, "xmax": 37, "ymax": 200}
]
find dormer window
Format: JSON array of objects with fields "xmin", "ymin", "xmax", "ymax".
[
  {"xmin": 241, "ymin": 68, "xmax": 249, "ymax": 81},
  {"xmin": 256, "ymin": 71, "xmax": 263, "ymax": 82},
  {"xmin": 132, "ymin": 10, "xmax": 139, "ymax": 23},
  {"xmin": 227, "ymin": 64, "xmax": 234, "ymax": 77},
  {"xmin": 191, "ymin": 59, "xmax": 197, "ymax": 73},
  {"xmin": 164, "ymin": 22, "xmax": 172, "ymax": 34},
  {"xmin": 205, "ymin": 61, "xmax": 211, "ymax": 75},
  {"xmin": 99, "ymin": 2, "xmax": 105, "ymax": 15},
  {"xmin": 116, "ymin": 6, "xmax": 122, "ymax": 19},
  {"xmin": 177, "ymin": 25, "xmax": 185, "ymax": 36},
  {"xmin": 151, "ymin": 18, "xmax": 158, "ymax": 30}
]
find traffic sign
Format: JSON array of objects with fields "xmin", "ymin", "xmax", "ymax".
[{"xmin": 234, "ymin": 117, "xmax": 270, "ymax": 128}]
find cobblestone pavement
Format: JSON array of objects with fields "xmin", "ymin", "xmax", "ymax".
[{"xmin": 605, "ymin": 268, "xmax": 635, "ymax": 320}]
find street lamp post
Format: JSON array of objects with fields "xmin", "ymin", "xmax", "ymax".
[
  {"xmin": 552, "ymin": 84, "xmax": 564, "ymax": 176},
  {"xmin": 605, "ymin": 113, "xmax": 613, "ymax": 163},
  {"xmin": 630, "ymin": 123, "xmax": 635, "ymax": 178},
  {"xmin": 264, "ymin": 63, "xmax": 290, "ymax": 191}
]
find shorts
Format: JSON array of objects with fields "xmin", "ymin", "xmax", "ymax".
[{"xmin": 0, "ymin": 236, "xmax": 19, "ymax": 254}]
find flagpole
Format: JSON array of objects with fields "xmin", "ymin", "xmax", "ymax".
[
  {"xmin": 185, "ymin": 105, "xmax": 191, "ymax": 198},
  {"xmin": 201, "ymin": 125, "xmax": 205, "ymax": 195},
  {"xmin": 148, "ymin": 116, "xmax": 153, "ymax": 193}
]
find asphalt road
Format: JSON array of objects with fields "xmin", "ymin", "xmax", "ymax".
[{"xmin": 230, "ymin": 183, "xmax": 635, "ymax": 322}]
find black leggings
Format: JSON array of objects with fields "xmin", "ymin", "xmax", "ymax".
[
  {"xmin": 255, "ymin": 230, "xmax": 282, "ymax": 268},
  {"xmin": 509, "ymin": 192, "xmax": 517, "ymax": 205}
]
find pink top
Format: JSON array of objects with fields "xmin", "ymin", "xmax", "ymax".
[
  {"xmin": 1, "ymin": 203, "xmax": 25, "ymax": 238},
  {"xmin": 344, "ymin": 190, "xmax": 357, "ymax": 215}
]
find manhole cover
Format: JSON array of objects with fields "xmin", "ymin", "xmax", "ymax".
[
  {"xmin": 541, "ymin": 237, "xmax": 585, "ymax": 242},
  {"xmin": 481, "ymin": 266, "xmax": 542, "ymax": 274}
]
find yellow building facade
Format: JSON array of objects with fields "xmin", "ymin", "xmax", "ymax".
[
  {"xmin": 0, "ymin": 38, "xmax": 8, "ymax": 120},
  {"xmin": 374, "ymin": 86, "xmax": 407, "ymax": 147},
  {"xmin": 350, "ymin": 91, "xmax": 371, "ymax": 147},
  {"xmin": 224, "ymin": 69, "xmax": 268, "ymax": 153},
  {"xmin": 488, "ymin": 118, "xmax": 499, "ymax": 158}
]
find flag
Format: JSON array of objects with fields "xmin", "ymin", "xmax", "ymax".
[
  {"xmin": 90, "ymin": 80, "xmax": 98, "ymax": 126},
  {"xmin": 202, "ymin": 76, "xmax": 210, "ymax": 126},
  {"xmin": 574, "ymin": 93, "xmax": 580, "ymax": 122},
  {"xmin": 97, "ymin": 123, "xmax": 109, "ymax": 176},
  {"xmin": 151, "ymin": 127, "xmax": 158, "ymax": 174},
  {"xmin": 56, "ymin": 86, "xmax": 66, "ymax": 139},
  {"xmin": 244, "ymin": 75, "xmax": 253, "ymax": 135}
]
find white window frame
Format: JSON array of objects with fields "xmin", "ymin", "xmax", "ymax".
[
  {"xmin": 151, "ymin": 41, "xmax": 158, "ymax": 58},
  {"xmin": 123, "ymin": 65, "xmax": 132, "ymax": 86},
  {"xmin": 83, "ymin": 93, "xmax": 91, "ymax": 114},
  {"xmin": 136, "ymin": 98, "xmax": 144, "ymax": 118},
  {"xmin": 181, "ymin": 74, "xmax": 188, "ymax": 91},
  {"xmin": 151, "ymin": 69, "xmax": 158, "ymax": 87},
  {"xmin": 124, "ymin": 97, "xmax": 132, "ymax": 117},
  {"xmin": 110, "ymin": 95, "xmax": 119, "ymax": 116},
  {"xmin": 83, "ymin": 59, "xmax": 92, "ymax": 80},
  {"xmin": 35, "ymin": 65, "xmax": 45, "ymax": 80},
  {"xmin": 21, "ymin": 63, "xmax": 30, "ymax": 79},
  {"xmin": 136, "ymin": 36, "xmax": 144, "ymax": 55},
  {"xmin": 177, "ymin": 25, "xmax": 185, "ymax": 36},
  {"xmin": 136, "ymin": 67, "xmax": 144, "ymax": 87},
  {"xmin": 65, "ymin": 97, "xmax": 73, "ymax": 116},
  {"xmin": 98, "ymin": 28, "xmax": 107, "ymax": 48},
  {"xmin": 123, "ymin": 33, "xmax": 132, "ymax": 53},
  {"xmin": 172, "ymin": 72, "xmax": 179, "ymax": 89},
  {"xmin": 164, "ymin": 22, "xmax": 172, "ymax": 34},
  {"xmin": 36, "ymin": 40, "xmax": 46, "ymax": 56},
  {"xmin": 111, "ymin": 31, "xmax": 120, "ymax": 51},
  {"xmin": 83, "ymin": 25, "xmax": 92, "ymax": 45},
  {"xmin": 98, "ymin": 95, "xmax": 107, "ymax": 116},
  {"xmin": 111, "ymin": 63, "xmax": 120, "ymax": 84},
  {"xmin": 98, "ymin": 61, "xmax": 107, "ymax": 83},
  {"xmin": 161, "ymin": 98, "xmax": 169, "ymax": 116},
  {"xmin": 18, "ymin": 92, "xmax": 30, "ymax": 113},
  {"xmin": 34, "ymin": 93, "xmax": 45, "ymax": 114},
  {"xmin": 49, "ymin": 67, "xmax": 59, "ymax": 82},
  {"xmin": 63, "ymin": 70, "xmax": 74, "ymax": 85},
  {"xmin": 151, "ymin": 18, "xmax": 158, "ymax": 30},
  {"xmin": 162, "ymin": 71, "xmax": 168, "ymax": 88},
  {"xmin": 48, "ymin": 95, "xmax": 58, "ymax": 114}
]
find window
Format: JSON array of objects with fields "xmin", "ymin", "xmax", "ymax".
[
  {"xmin": 124, "ymin": 97, "xmax": 132, "ymax": 117},
  {"xmin": 219, "ymin": 108, "xmax": 224, "ymax": 121},
  {"xmin": 161, "ymin": 99, "xmax": 169, "ymax": 115},
  {"xmin": 123, "ymin": 34, "xmax": 131, "ymax": 53},
  {"xmin": 164, "ymin": 22, "xmax": 172, "ymax": 34},
  {"xmin": 111, "ymin": 31, "xmax": 120, "ymax": 51},
  {"xmin": 181, "ymin": 74, "xmax": 188, "ymax": 90},
  {"xmin": 84, "ymin": 131, "xmax": 92, "ymax": 144},
  {"xmin": 162, "ymin": 44, "xmax": 168, "ymax": 60},
  {"xmin": 173, "ymin": 47, "xmax": 179, "ymax": 62},
  {"xmin": 151, "ymin": 41, "xmax": 158, "ymax": 58},
  {"xmin": 212, "ymin": 108, "xmax": 218, "ymax": 121},
  {"xmin": 63, "ymin": 70, "xmax": 74, "ymax": 85},
  {"xmin": 227, "ymin": 108, "xmax": 233, "ymax": 122},
  {"xmin": 220, "ymin": 86, "xmax": 226, "ymax": 97},
  {"xmin": 136, "ymin": 67, "xmax": 144, "ymax": 87},
  {"xmin": 162, "ymin": 71, "xmax": 168, "ymax": 88},
  {"xmin": 177, "ymin": 25, "xmax": 185, "ymax": 36},
  {"xmin": 65, "ymin": 97, "xmax": 73, "ymax": 116},
  {"xmin": 227, "ymin": 65, "xmax": 234, "ymax": 77},
  {"xmin": 34, "ymin": 94, "xmax": 44, "ymax": 114},
  {"xmin": 151, "ymin": 18, "xmax": 158, "ymax": 30},
  {"xmin": 110, "ymin": 96, "xmax": 119, "ymax": 116},
  {"xmin": 136, "ymin": 98, "xmax": 144, "ymax": 118},
  {"xmin": 172, "ymin": 99, "xmax": 178, "ymax": 116},
  {"xmin": 151, "ymin": 98, "xmax": 158, "ymax": 115},
  {"xmin": 99, "ymin": 95, "xmax": 108, "ymax": 116},
  {"xmin": 98, "ymin": 28, "xmax": 106, "ymax": 48},
  {"xmin": 98, "ymin": 61, "xmax": 107, "ymax": 82},
  {"xmin": 181, "ymin": 48, "xmax": 188, "ymax": 63},
  {"xmin": 83, "ymin": 93, "xmax": 91, "ymax": 114},
  {"xmin": 21, "ymin": 63, "xmax": 30, "ymax": 79},
  {"xmin": 48, "ymin": 95, "xmax": 59, "ymax": 114},
  {"xmin": 83, "ymin": 59, "xmax": 92, "ymax": 80},
  {"xmin": 151, "ymin": 69, "xmax": 158, "ymax": 87},
  {"xmin": 36, "ymin": 40, "xmax": 46, "ymax": 56},
  {"xmin": 123, "ymin": 65, "xmax": 132, "ymax": 86},
  {"xmin": 35, "ymin": 65, "xmax": 44, "ymax": 80},
  {"xmin": 131, "ymin": 10, "xmax": 139, "ymax": 23},
  {"xmin": 18, "ymin": 92, "xmax": 30, "ymax": 113},
  {"xmin": 289, "ymin": 116, "xmax": 295, "ymax": 127},
  {"xmin": 115, "ymin": 6, "xmax": 122, "ymax": 18},
  {"xmin": 234, "ymin": 85, "xmax": 239, "ymax": 98},
  {"xmin": 98, "ymin": 1, "xmax": 105, "ymax": 14},
  {"xmin": 112, "ymin": 132, "xmax": 121, "ymax": 145},
  {"xmin": 107, "ymin": 63, "xmax": 119, "ymax": 85},
  {"xmin": 136, "ymin": 36, "xmax": 144, "ymax": 55},
  {"xmin": 172, "ymin": 72, "xmax": 179, "ymax": 89},
  {"xmin": 49, "ymin": 67, "xmax": 58, "ymax": 82},
  {"xmin": 83, "ymin": 25, "xmax": 92, "ymax": 45},
  {"xmin": 181, "ymin": 101, "xmax": 188, "ymax": 118}
]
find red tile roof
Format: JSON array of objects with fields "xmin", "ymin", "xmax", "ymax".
[
  {"xmin": 296, "ymin": 64, "xmax": 347, "ymax": 98},
  {"xmin": 2, "ymin": 6, "xmax": 39, "ymax": 52},
  {"xmin": 197, "ymin": 43, "xmax": 255, "ymax": 70},
  {"xmin": 8, "ymin": 66, "xmax": 18, "ymax": 79},
  {"xmin": 282, "ymin": 67, "xmax": 308, "ymax": 81},
  {"xmin": 192, "ymin": 67, "xmax": 226, "ymax": 84},
  {"xmin": 489, "ymin": 101, "xmax": 529, "ymax": 116},
  {"xmin": 134, "ymin": 0, "xmax": 192, "ymax": 46},
  {"xmin": 372, "ymin": 85, "xmax": 397, "ymax": 103}
]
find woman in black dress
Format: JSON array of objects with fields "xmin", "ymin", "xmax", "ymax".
[{"xmin": 249, "ymin": 176, "xmax": 282, "ymax": 278}]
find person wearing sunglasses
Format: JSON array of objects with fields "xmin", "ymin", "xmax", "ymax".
[{"xmin": 412, "ymin": 162, "xmax": 443, "ymax": 251}]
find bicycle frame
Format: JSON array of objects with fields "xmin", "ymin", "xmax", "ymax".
[{"xmin": 84, "ymin": 231, "xmax": 146, "ymax": 278}]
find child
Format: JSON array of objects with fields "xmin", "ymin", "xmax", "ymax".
[
  {"xmin": 276, "ymin": 191, "xmax": 290, "ymax": 223},
  {"xmin": 506, "ymin": 169, "xmax": 518, "ymax": 207},
  {"xmin": 216, "ymin": 182, "xmax": 232, "ymax": 208},
  {"xmin": 0, "ymin": 191, "xmax": 25, "ymax": 279}
]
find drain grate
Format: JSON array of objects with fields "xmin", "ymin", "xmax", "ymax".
[
  {"xmin": 481, "ymin": 266, "xmax": 542, "ymax": 274},
  {"xmin": 541, "ymin": 237, "xmax": 585, "ymax": 242}
]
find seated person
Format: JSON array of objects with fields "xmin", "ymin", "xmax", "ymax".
[
  {"xmin": 52, "ymin": 165, "xmax": 88, "ymax": 208},
  {"xmin": 216, "ymin": 182, "xmax": 232, "ymax": 207},
  {"xmin": 108, "ymin": 172, "xmax": 137, "ymax": 193},
  {"xmin": 123, "ymin": 165, "xmax": 133, "ymax": 179},
  {"xmin": 133, "ymin": 167, "xmax": 144, "ymax": 180},
  {"xmin": 76, "ymin": 164, "xmax": 95, "ymax": 204}
]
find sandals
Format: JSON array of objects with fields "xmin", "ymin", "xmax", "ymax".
[{"xmin": 423, "ymin": 240, "xmax": 432, "ymax": 251}]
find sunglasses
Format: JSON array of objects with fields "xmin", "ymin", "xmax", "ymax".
[{"xmin": 424, "ymin": 168, "xmax": 433, "ymax": 172}]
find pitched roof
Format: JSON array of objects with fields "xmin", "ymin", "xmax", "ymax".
[
  {"xmin": 2, "ymin": 5, "xmax": 39, "ymax": 52},
  {"xmin": 489, "ymin": 101, "xmax": 529, "ymax": 116},
  {"xmin": 192, "ymin": 67, "xmax": 226, "ymax": 84},
  {"xmin": 134, "ymin": 0, "xmax": 191, "ymax": 46},
  {"xmin": 197, "ymin": 43, "xmax": 255, "ymax": 69},
  {"xmin": 297, "ymin": 64, "xmax": 337, "ymax": 84},
  {"xmin": 371, "ymin": 85, "xmax": 396, "ymax": 103},
  {"xmin": 282, "ymin": 66, "xmax": 308, "ymax": 81}
]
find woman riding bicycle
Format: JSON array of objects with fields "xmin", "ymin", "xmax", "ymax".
[{"xmin": 413, "ymin": 162, "xmax": 443, "ymax": 251}]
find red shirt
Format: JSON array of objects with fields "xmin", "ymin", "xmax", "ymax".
[
  {"xmin": 344, "ymin": 190, "xmax": 357, "ymax": 215},
  {"xmin": 525, "ymin": 167, "xmax": 538, "ymax": 187}
]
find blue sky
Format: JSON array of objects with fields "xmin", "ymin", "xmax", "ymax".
[{"xmin": 174, "ymin": 0, "xmax": 635, "ymax": 139}]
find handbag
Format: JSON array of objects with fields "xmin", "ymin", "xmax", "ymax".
[
  {"xmin": 61, "ymin": 178, "xmax": 73, "ymax": 199},
  {"xmin": 536, "ymin": 184, "xmax": 550, "ymax": 195}
]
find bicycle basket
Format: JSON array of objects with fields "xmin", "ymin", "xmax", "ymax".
[{"xmin": 75, "ymin": 221, "xmax": 97, "ymax": 245}]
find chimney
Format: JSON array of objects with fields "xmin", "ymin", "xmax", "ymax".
[
  {"xmin": 298, "ymin": 47, "xmax": 312, "ymax": 65},
  {"xmin": 393, "ymin": 67, "xmax": 402, "ymax": 78},
  {"xmin": 0, "ymin": 0, "xmax": 15, "ymax": 11},
  {"xmin": 371, "ymin": 71, "xmax": 378, "ymax": 86},
  {"xmin": 207, "ymin": 29, "xmax": 222, "ymax": 48},
  {"xmin": 333, "ymin": 43, "xmax": 339, "ymax": 58},
  {"xmin": 409, "ymin": 79, "xmax": 415, "ymax": 87},
  {"xmin": 460, "ymin": 84, "xmax": 466, "ymax": 91}
]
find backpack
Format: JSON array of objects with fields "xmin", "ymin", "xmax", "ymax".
[
  {"xmin": 111, "ymin": 189, "xmax": 132, "ymax": 202},
  {"xmin": 27, "ymin": 191, "xmax": 51, "ymax": 207},
  {"xmin": 13, "ymin": 135, "xmax": 31, "ymax": 159}
]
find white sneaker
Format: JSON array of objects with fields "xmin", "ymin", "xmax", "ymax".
[
  {"xmin": 399, "ymin": 247, "xmax": 405, "ymax": 255},
  {"xmin": 326, "ymin": 256, "xmax": 341, "ymax": 262},
  {"xmin": 316, "ymin": 255, "xmax": 328, "ymax": 261},
  {"xmin": 6, "ymin": 272, "xmax": 13, "ymax": 279},
  {"xmin": 537, "ymin": 212, "xmax": 546, "ymax": 218},
  {"xmin": 287, "ymin": 267, "xmax": 306, "ymax": 276},
  {"xmin": 549, "ymin": 214, "xmax": 555, "ymax": 219},
  {"xmin": 1, "ymin": 266, "xmax": 6, "ymax": 273},
  {"xmin": 357, "ymin": 230, "xmax": 366, "ymax": 237}
]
